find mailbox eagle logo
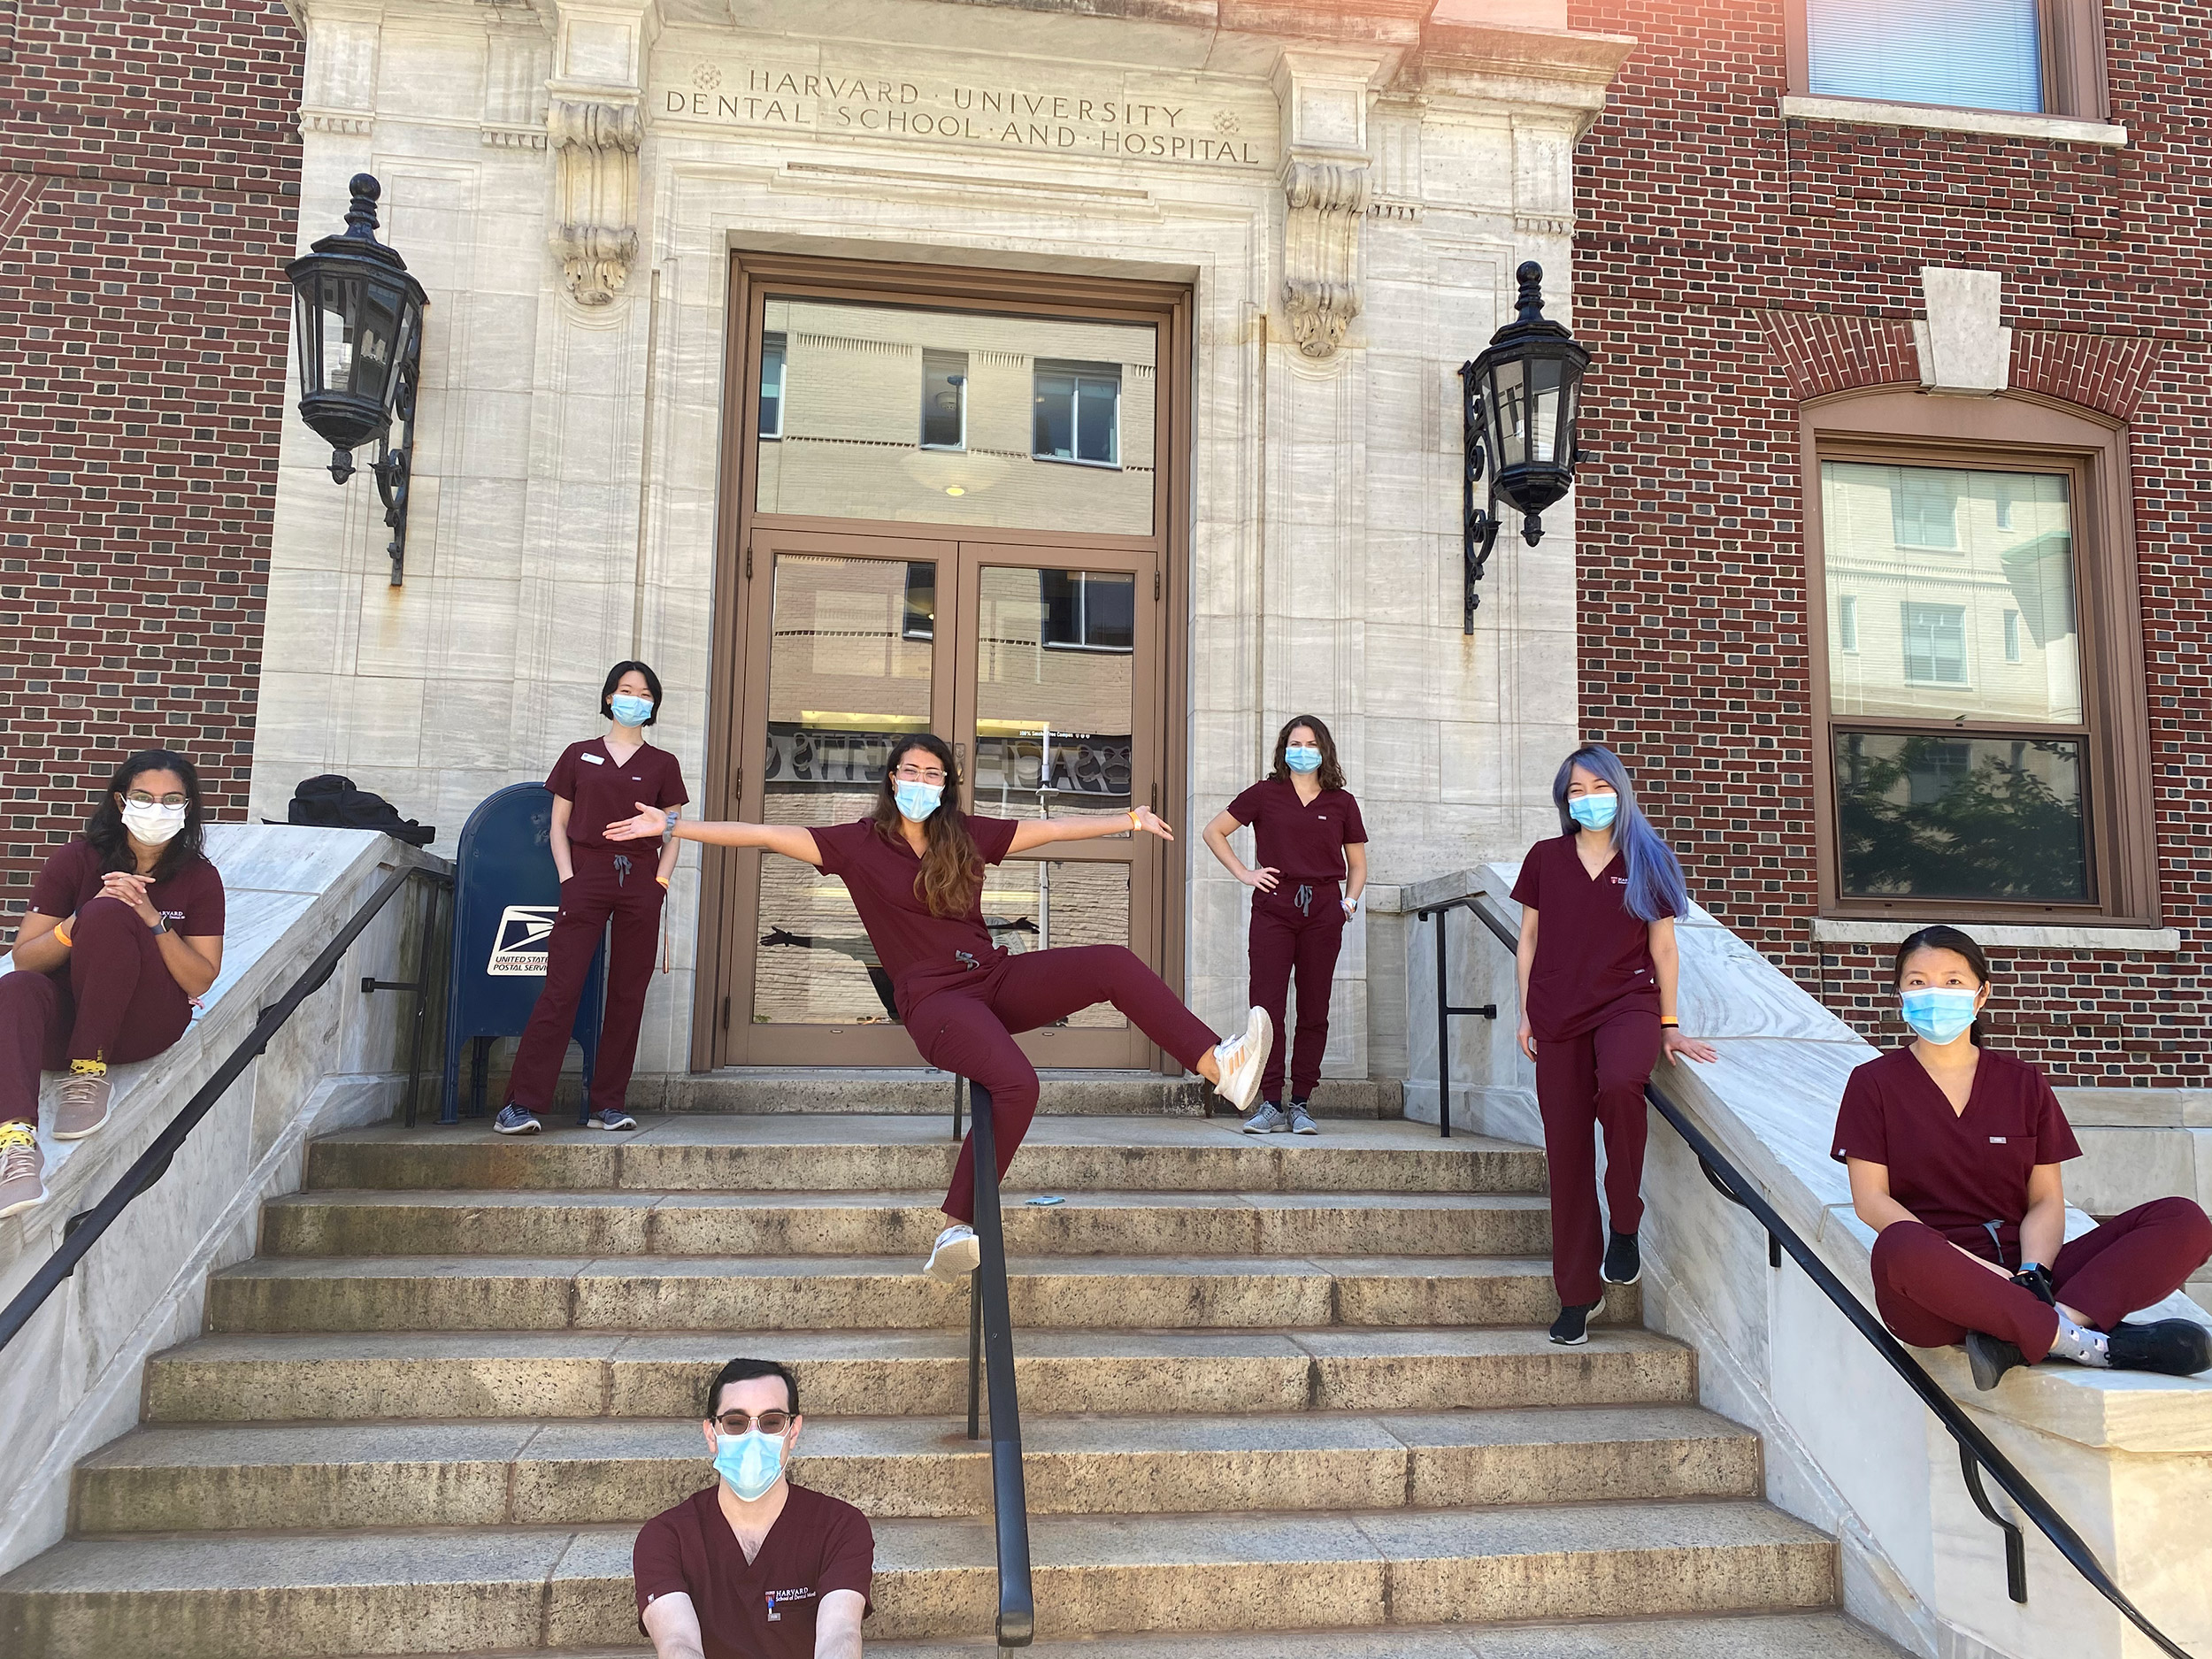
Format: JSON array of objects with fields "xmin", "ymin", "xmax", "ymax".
[{"xmin": 487, "ymin": 905, "xmax": 560, "ymax": 977}]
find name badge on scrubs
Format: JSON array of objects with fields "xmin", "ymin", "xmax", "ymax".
[
  {"xmin": 1989, "ymin": 1136, "xmax": 2008, "ymax": 1144},
  {"xmin": 580, "ymin": 753, "xmax": 605, "ymax": 765}
]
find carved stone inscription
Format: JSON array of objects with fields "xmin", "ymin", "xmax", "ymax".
[{"xmin": 656, "ymin": 53, "xmax": 1275, "ymax": 169}]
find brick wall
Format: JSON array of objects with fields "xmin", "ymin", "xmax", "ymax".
[
  {"xmin": 0, "ymin": 0, "xmax": 300, "ymax": 941},
  {"xmin": 1568, "ymin": 0, "xmax": 2209, "ymax": 1083}
]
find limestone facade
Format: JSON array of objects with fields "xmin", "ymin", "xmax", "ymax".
[{"xmin": 257, "ymin": 0, "xmax": 1632, "ymax": 1082}]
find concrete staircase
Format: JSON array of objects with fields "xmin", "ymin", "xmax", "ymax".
[{"xmin": 0, "ymin": 1081, "xmax": 1902, "ymax": 1656}]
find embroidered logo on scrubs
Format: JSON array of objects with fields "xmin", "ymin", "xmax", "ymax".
[
  {"xmin": 487, "ymin": 904, "xmax": 560, "ymax": 977},
  {"xmin": 766, "ymin": 1586, "xmax": 817, "ymax": 1621},
  {"xmin": 1989, "ymin": 1136, "xmax": 2008, "ymax": 1144}
]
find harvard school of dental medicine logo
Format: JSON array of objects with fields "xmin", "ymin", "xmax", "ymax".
[{"xmin": 487, "ymin": 905, "xmax": 559, "ymax": 976}]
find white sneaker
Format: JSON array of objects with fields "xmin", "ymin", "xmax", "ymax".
[
  {"xmin": 1210, "ymin": 1008, "xmax": 1273, "ymax": 1116},
  {"xmin": 0, "ymin": 1121, "xmax": 45, "ymax": 1219},
  {"xmin": 926, "ymin": 1223, "xmax": 981, "ymax": 1282}
]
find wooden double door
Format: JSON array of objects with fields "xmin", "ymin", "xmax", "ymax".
[{"xmin": 695, "ymin": 256, "xmax": 1191, "ymax": 1071}]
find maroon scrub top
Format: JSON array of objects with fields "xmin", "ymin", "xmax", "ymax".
[
  {"xmin": 28, "ymin": 838, "xmax": 227, "ymax": 938},
  {"xmin": 1831, "ymin": 1045, "xmax": 2082, "ymax": 1265},
  {"xmin": 550, "ymin": 738, "xmax": 689, "ymax": 850},
  {"xmin": 811, "ymin": 813, "xmax": 1020, "ymax": 1017},
  {"xmin": 1509, "ymin": 834, "xmax": 1669, "ymax": 1041},
  {"xmin": 634, "ymin": 1483, "xmax": 873, "ymax": 1659},
  {"xmin": 1225, "ymin": 778, "xmax": 1368, "ymax": 882}
]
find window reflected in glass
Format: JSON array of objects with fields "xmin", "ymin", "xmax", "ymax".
[
  {"xmin": 1834, "ymin": 731, "xmax": 2087, "ymax": 903},
  {"xmin": 752, "ymin": 298, "xmax": 1154, "ymax": 534},
  {"xmin": 974, "ymin": 566, "xmax": 1134, "ymax": 822},
  {"xmin": 1821, "ymin": 462, "xmax": 2079, "ymax": 725}
]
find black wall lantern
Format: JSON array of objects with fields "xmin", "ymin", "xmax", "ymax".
[
  {"xmin": 286, "ymin": 174, "xmax": 428, "ymax": 586},
  {"xmin": 1457, "ymin": 261, "xmax": 1589, "ymax": 633}
]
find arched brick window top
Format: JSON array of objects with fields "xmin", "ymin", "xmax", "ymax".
[
  {"xmin": 1764, "ymin": 311, "xmax": 2161, "ymax": 422},
  {"xmin": 1800, "ymin": 388, "xmax": 2156, "ymax": 926}
]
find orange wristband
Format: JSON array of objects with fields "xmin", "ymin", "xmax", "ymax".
[{"xmin": 52, "ymin": 923, "xmax": 72, "ymax": 948}]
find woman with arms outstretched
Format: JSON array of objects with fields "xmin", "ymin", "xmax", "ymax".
[{"xmin": 606, "ymin": 733, "xmax": 1273, "ymax": 1279}]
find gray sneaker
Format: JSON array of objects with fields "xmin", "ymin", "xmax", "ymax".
[
  {"xmin": 1240, "ymin": 1102, "xmax": 1286, "ymax": 1134},
  {"xmin": 0, "ymin": 1121, "xmax": 46, "ymax": 1218},
  {"xmin": 1286, "ymin": 1102, "xmax": 1319, "ymax": 1135},
  {"xmin": 51, "ymin": 1069, "xmax": 111, "ymax": 1141},
  {"xmin": 493, "ymin": 1103, "xmax": 543, "ymax": 1136}
]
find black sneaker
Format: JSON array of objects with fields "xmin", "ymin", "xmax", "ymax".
[
  {"xmin": 2105, "ymin": 1319, "xmax": 2212, "ymax": 1378},
  {"xmin": 1964, "ymin": 1330, "xmax": 2028, "ymax": 1391},
  {"xmin": 1548, "ymin": 1302, "xmax": 1596, "ymax": 1346},
  {"xmin": 1601, "ymin": 1230, "xmax": 1641, "ymax": 1286}
]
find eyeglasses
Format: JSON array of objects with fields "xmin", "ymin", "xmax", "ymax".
[
  {"xmin": 126, "ymin": 791, "xmax": 188, "ymax": 809},
  {"xmin": 893, "ymin": 765, "xmax": 946, "ymax": 784},
  {"xmin": 713, "ymin": 1409, "xmax": 793, "ymax": 1436}
]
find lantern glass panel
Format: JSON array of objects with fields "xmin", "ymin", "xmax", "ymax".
[
  {"xmin": 1529, "ymin": 355, "xmax": 1564, "ymax": 465},
  {"xmin": 1490, "ymin": 356, "xmax": 1529, "ymax": 471}
]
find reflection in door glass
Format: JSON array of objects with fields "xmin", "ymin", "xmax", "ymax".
[
  {"xmin": 753, "ymin": 553, "xmax": 937, "ymax": 1027},
  {"xmin": 973, "ymin": 567, "xmax": 1135, "ymax": 822},
  {"xmin": 753, "ymin": 298, "xmax": 1156, "ymax": 534}
]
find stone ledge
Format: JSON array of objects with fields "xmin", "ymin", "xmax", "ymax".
[
  {"xmin": 1778, "ymin": 95, "xmax": 2128, "ymax": 148},
  {"xmin": 1810, "ymin": 918, "xmax": 2180, "ymax": 952}
]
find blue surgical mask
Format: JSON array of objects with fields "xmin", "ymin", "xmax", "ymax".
[
  {"xmin": 895, "ymin": 780, "xmax": 943, "ymax": 822},
  {"xmin": 714, "ymin": 1430, "xmax": 785, "ymax": 1502},
  {"xmin": 1901, "ymin": 987, "xmax": 1979, "ymax": 1045},
  {"xmin": 610, "ymin": 694, "xmax": 654, "ymax": 727},
  {"xmin": 1568, "ymin": 792, "xmax": 1619, "ymax": 831},
  {"xmin": 1285, "ymin": 746, "xmax": 1323, "ymax": 774}
]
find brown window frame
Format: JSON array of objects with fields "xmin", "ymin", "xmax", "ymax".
[
  {"xmin": 1801, "ymin": 388, "xmax": 2155, "ymax": 926},
  {"xmin": 1786, "ymin": 0, "xmax": 2108, "ymax": 123}
]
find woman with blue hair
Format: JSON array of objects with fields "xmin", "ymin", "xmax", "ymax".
[{"xmin": 1511, "ymin": 744, "xmax": 1716, "ymax": 1346}]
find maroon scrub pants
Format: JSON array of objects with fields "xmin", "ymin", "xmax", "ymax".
[
  {"xmin": 505, "ymin": 846, "xmax": 664, "ymax": 1117},
  {"xmin": 1248, "ymin": 880, "xmax": 1344, "ymax": 1104},
  {"xmin": 910, "ymin": 944, "xmax": 1218, "ymax": 1224},
  {"xmin": 1534, "ymin": 1008, "xmax": 1662, "ymax": 1307},
  {"xmin": 1870, "ymin": 1198, "xmax": 2212, "ymax": 1362},
  {"xmin": 0, "ymin": 896, "xmax": 195, "ymax": 1126}
]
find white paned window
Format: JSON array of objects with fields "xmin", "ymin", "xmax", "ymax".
[{"xmin": 1807, "ymin": 0, "xmax": 2044, "ymax": 114}]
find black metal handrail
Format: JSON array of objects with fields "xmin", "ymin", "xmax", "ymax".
[
  {"xmin": 0, "ymin": 857, "xmax": 452, "ymax": 1357},
  {"xmin": 1429, "ymin": 889, "xmax": 2198, "ymax": 1658},
  {"xmin": 953, "ymin": 1076, "xmax": 1035, "ymax": 1647}
]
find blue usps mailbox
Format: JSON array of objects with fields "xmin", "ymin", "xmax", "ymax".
[{"xmin": 440, "ymin": 782, "xmax": 605, "ymax": 1125}]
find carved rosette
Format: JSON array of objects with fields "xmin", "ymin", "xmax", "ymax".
[
  {"xmin": 549, "ymin": 97, "xmax": 642, "ymax": 307},
  {"xmin": 1282, "ymin": 158, "xmax": 1369, "ymax": 359}
]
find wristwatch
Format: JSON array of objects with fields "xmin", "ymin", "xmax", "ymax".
[{"xmin": 149, "ymin": 916, "xmax": 170, "ymax": 934}]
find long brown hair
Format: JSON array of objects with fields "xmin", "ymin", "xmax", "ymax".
[
  {"xmin": 1269, "ymin": 714, "xmax": 1347, "ymax": 793},
  {"xmin": 1892, "ymin": 924, "xmax": 1992, "ymax": 1046},
  {"xmin": 872, "ymin": 733, "xmax": 983, "ymax": 917}
]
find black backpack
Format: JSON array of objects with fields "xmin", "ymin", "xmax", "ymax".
[{"xmin": 284, "ymin": 774, "xmax": 436, "ymax": 847}]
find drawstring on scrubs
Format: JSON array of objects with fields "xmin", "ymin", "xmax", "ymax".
[{"xmin": 1292, "ymin": 882, "xmax": 1314, "ymax": 917}]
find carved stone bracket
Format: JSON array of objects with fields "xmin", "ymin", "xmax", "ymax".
[
  {"xmin": 1282, "ymin": 157, "xmax": 1370, "ymax": 358},
  {"xmin": 549, "ymin": 96, "xmax": 641, "ymax": 306}
]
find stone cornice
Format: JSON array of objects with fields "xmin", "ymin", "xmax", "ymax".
[{"xmin": 1411, "ymin": 20, "xmax": 1637, "ymax": 96}]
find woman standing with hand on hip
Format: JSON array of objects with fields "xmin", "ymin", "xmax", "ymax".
[
  {"xmin": 605, "ymin": 733, "xmax": 1274, "ymax": 1280},
  {"xmin": 1202, "ymin": 716, "xmax": 1367, "ymax": 1135},
  {"xmin": 495, "ymin": 662, "xmax": 687, "ymax": 1135},
  {"xmin": 1512, "ymin": 744, "xmax": 1715, "ymax": 1347}
]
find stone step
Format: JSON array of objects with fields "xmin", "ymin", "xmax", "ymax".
[
  {"xmin": 662, "ymin": 1070, "xmax": 1402, "ymax": 1119},
  {"xmin": 395, "ymin": 1613, "xmax": 1904, "ymax": 1659},
  {"xmin": 0, "ymin": 1502, "xmax": 1837, "ymax": 1654},
  {"xmin": 203, "ymin": 1254, "xmax": 1640, "ymax": 1335},
  {"xmin": 73, "ymin": 1405, "xmax": 1757, "ymax": 1533},
  {"xmin": 303, "ymin": 1116, "xmax": 1545, "ymax": 1197},
  {"xmin": 144, "ymin": 1326, "xmax": 1697, "ymax": 1424},
  {"xmin": 261, "ymin": 1188, "xmax": 1553, "ymax": 1260}
]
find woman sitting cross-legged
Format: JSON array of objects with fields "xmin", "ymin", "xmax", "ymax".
[
  {"xmin": 0, "ymin": 749, "xmax": 227, "ymax": 1219},
  {"xmin": 1834, "ymin": 925, "xmax": 2212, "ymax": 1390},
  {"xmin": 605, "ymin": 733, "xmax": 1274, "ymax": 1280}
]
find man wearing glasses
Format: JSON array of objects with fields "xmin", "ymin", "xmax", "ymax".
[{"xmin": 635, "ymin": 1358, "xmax": 872, "ymax": 1659}]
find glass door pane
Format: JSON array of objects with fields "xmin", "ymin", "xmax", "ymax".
[{"xmin": 751, "ymin": 548, "xmax": 941, "ymax": 1031}]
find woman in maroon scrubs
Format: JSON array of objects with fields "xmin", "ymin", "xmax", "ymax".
[
  {"xmin": 606, "ymin": 733, "xmax": 1275, "ymax": 1280},
  {"xmin": 1836, "ymin": 925, "xmax": 2212, "ymax": 1388},
  {"xmin": 1202, "ymin": 715, "xmax": 1368, "ymax": 1135},
  {"xmin": 0, "ymin": 749, "xmax": 227, "ymax": 1218},
  {"xmin": 1513, "ymin": 743, "xmax": 1715, "ymax": 1347},
  {"xmin": 495, "ymin": 661, "xmax": 687, "ymax": 1135}
]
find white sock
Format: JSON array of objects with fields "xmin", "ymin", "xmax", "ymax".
[{"xmin": 2047, "ymin": 1311, "xmax": 2110, "ymax": 1368}]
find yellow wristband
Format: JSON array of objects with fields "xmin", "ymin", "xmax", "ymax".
[
  {"xmin": 1128, "ymin": 808, "xmax": 1141, "ymax": 827},
  {"xmin": 1660, "ymin": 1018, "xmax": 1679, "ymax": 1028},
  {"xmin": 657, "ymin": 875, "xmax": 671, "ymax": 889}
]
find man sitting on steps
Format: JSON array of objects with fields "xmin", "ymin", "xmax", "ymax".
[{"xmin": 635, "ymin": 1357, "xmax": 873, "ymax": 1659}]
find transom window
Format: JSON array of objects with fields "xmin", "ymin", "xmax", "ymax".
[{"xmin": 1806, "ymin": 0, "xmax": 2043, "ymax": 113}]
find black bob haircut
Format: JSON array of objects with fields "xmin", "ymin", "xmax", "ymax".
[
  {"xmin": 601, "ymin": 660, "xmax": 664, "ymax": 726},
  {"xmin": 703, "ymin": 1357, "xmax": 799, "ymax": 1419}
]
